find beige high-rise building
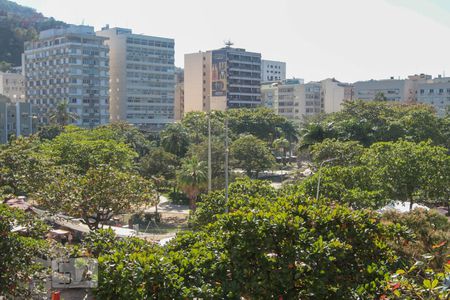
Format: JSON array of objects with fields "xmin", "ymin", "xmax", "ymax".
[
  {"xmin": 184, "ymin": 45, "xmax": 261, "ymax": 113},
  {"xmin": 321, "ymin": 78, "xmax": 354, "ymax": 113},
  {"xmin": 97, "ymin": 26, "xmax": 175, "ymax": 130},
  {"xmin": 0, "ymin": 71, "xmax": 25, "ymax": 102}
]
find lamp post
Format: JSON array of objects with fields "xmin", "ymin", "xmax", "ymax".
[
  {"xmin": 224, "ymin": 115, "xmax": 229, "ymax": 213},
  {"xmin": 207, "ymin": 111, "xmax": 212, "ymax": 192},
  {"xmin": 316, "ymin": 158, "xmax": 338, "ymax": 201}
]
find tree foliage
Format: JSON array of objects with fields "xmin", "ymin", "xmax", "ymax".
[
  {"xmin": 363, "ymin": 140, "xmax": 449, "ymax": 209},
  {"xmin": 33, "ymin": 166, "xmax": 154, "ymax": 230},
  {"xmin": 0, "ymin": 204, "xmax": 49, "ymax": 298},
  {"xmin": 39, "ymin": 126, "xmax": 138, "ymax": 173},
  {"xmin": 176, "ymin": 156, "xmax": 208, "ymax": 210},
  {"xmin": 93, "ymin": 180, "xmax": 411, "ymax": 299},
  {"xmin": 300, "ymin": 100, "xmax": 448, "ymax": 148},
  {"xmin": 230, "ymin": 134, "xmax": 276, "ymax": 178},
  {"xmin": 160, "ymin": 122, "xmax": 190, "ymax": 157}
]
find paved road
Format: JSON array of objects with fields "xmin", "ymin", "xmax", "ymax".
[{"xmin": 145, "ymin": 195, "xmax": 190, "ymax": 215}]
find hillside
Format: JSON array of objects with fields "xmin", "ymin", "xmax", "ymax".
[{"xmin": 0, "ymin": 0, "xmax": 67, "ymax": 69}]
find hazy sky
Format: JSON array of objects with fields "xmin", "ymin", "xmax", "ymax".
[{"xmin": 14, "ymin": 0, "xmax": 450, "ymax": 82}]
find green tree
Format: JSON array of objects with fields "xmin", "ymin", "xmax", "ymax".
[
  {"xmin": 230, "ymin": 134, "xmax": 275, "ymax": 178},
  {"xmin": 160, "ymin": 122, "xmax": 190, "ymax": 157},
  {"xmin": 39, "ymin": 126, "xmax": 138, "ymax": 173},
  {"xmin": 310, "ymin": 138, "xmax": 364, "ymax": 166},
  {"xmin": 300, "ymin": 165, "xmax": 389, "ymax": 209},
  {"xmin": 139, "ymin": 147, "xmax": 179, "ymax": 181},
  {"xmin": 273, "ymin": 137, "xmax": 290, "ymax": 166},
  {"xmin": 0, "ymin": 204, "xmax": 49, "ymax": 298},
  {"xmin": 94, "ymin": 182, "xmax": 408, "ymax": 299},
  {"xmin": 227, "ymin": 107, "xmax": 297, "ymax": 143},
  {"xmin": 176, "ymin": 156, "xmax": 207, "ymax": 210},
  {"xmin": 0, "ymin": 136, "xmax": 52, "ymax": 196},
  {"xmin": 363, "ymin": 140, "xmax": 449, "ymax": 209},
  {"xmin": 48, "ymin": 100, "xmax": 78, "ymax": 127},
  {"xmin": 102, "ymin": 121, "xmax": 154, "ymax": 157},
  {"xmin": 374, "ymin": 91, "xmax": 387, "ymax": 101},
  {"xmin": 186, "ymin": 137, "xmax": 226, "ymax": 190},
  {"xmin": 33, "ymin": 166, "xmax": 155, "ymax": 230}
]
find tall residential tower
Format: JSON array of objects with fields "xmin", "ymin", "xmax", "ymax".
[
  {"xmin": 23, "ymin": 25, "xmax": 110, "ymax": 128},
  {"xmin": 97, "ymin": 27, "xmax": 175, "ymax": 130},
  {"xmin": 184, "ymin": 45, "xmax": 261, "ymax": 113}
]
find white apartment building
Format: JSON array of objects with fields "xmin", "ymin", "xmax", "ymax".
[
  {"xmin": 0, "ymin": 71, "xmax": 25, "ymax": 102},
  {"xmin": 261, "ymin": 78, "xmax": 352, "ymax": 122},
  {"xmin": 322, "ymin": 78, "xmax": 354, "ymax": 113},
  {"xmin": 417, "ymin": 75, "xmax": 450, "ymax": 116},
  {"xmin": 261, "ymin": 59, "xmax": 286, "ymax": 83},
  {"xmin": 354, "ymin": 74, "xmax": 449, "ymax": 115},
  {"xmin": 23, "ymin": 25, "xmax": 110, "ymax": 128},
  {"xmin": 97, "ymin": 27, "xmax": 175, "ymax": 130}
]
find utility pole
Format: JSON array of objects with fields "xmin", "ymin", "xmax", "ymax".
[
  {"xmin": 207, "ymin": 112, "xmax": 212, "ymax": 192},
  {"xmin": 224, "ymin": 116, "xmax": 229, "ymax": 213}
]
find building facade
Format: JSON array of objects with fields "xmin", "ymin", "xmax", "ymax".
[
  {"xmin": 416, "ymin": 76, "xmax": 450, "ymax": 116},
  {"xmin": 23, "ymin": 25, "xmax": 110, "ymax": 128},
  {"xmin": 261, "ymin": 59, "xmax": 286, "ymax": 83},
  {"xmin": 97, "ymin": 27, "xmax": 175, "ymax": 131},
  {"xmin": 0, "ymin": 71, "xmax": 26, "ymax": 102},
  {"xmin": 354, "ymin": 74, "xmax": 449, "ymax": 115},
  {"xmin": 261, "ymin": 78, "xmax": 352, "ymax": 122},
  {"xmin": 174, "ymin": 67, "xmax": 184, "ymax": 120},
  {"xmin": 184, "ymin": 45, "xmax": 261, "ymax": 113},
  {"xmin": 0, "ymin": 95, "xmax": 33, "ymax": 143}
]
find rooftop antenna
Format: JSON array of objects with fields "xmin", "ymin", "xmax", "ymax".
[{"xmin": 224, "ymin": 40, "xmax": 233, "ymax": 48}]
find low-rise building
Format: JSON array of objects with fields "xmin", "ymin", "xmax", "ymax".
[
  {"xmin": 0, "ymin": 71, "xmax": 26, "ymax": 102},
  {"xmin": 0, "ymin": 95, "xmax": 33, "ymax": 143},
  {"xmin": 353, "ymin": 74, "xmax": 449, "ymax": 115},
  {"xmin": 261, "ymin": 78, "xmax": 352, "ymax": 122}
]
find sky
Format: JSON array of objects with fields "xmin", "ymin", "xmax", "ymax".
[{"xmin": 14, "ymin": 0, "xmax": 450, "ymax": 83}]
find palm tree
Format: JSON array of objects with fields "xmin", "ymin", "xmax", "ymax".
[
  {"xmin": 176, "ymin": 156, "xmax": 207, "ymax": 210},
  {"xmin": 160, "ymin": 123, "xmax": 190, "ymax": 157},
  {"xmin": 49, "ymin": 100, "xmax": 78, "ymax": 127},
  {"xmin": 273, "ymin": 137, "xmax": 290, "ymax": 166}
]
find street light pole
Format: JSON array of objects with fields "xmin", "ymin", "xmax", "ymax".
[
  {"xmin": 207, "ymin": 112, "xmax": 212, "ymax": 192},
  {"xmin": 316, "ymin": 158, "xmax": 337, "ymax": 201},
  {"xmin": 224, "ymin": 116, "xmax": 229, "ymax": 213}
]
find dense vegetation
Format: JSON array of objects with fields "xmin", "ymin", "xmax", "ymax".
[
  {"xmin": 0, "ymin": 0, "xmax": 66, "ymax": 67},
  {"xmin": 0, "ymin": 102, "xmax": 449, "ymax": 298}
]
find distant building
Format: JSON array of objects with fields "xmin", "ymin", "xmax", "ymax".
[
  {"xmin": 97, "ymin": 26, "xmax": 175, "ymax": 131},
  {"xmin": 184, "ymin": 45, "xmax": 261, "ymax": 113},
  {"xmin": 321, "ymin": 78, "xmax": 354, "ymax": 113},
  {"xmin": 0, "ymin": 71, "xmax": 25, "ymax": 102},
  {"xmin": 261, "ymin": 78, "xmax": 352, "ymax": 122},
  {"xmin": 354, "ymin": 74, "xmax": 449, "ymax": 115},
  {"xmin": 261, "ymin": 59, "xmax": 286, "ymax": 83},
  {"xmin": 0, "ymin": 95, "xmax": 33, "ymax": 143},
  {"xmin": 174, "ymin": 68, "xmax": 184, "ymax": 120},
  {"xmin": 416, "ymin": 75, "xmax": 450, "ymax": 116},
  {"xmin": 23, "ymin": 25, "xmax": 110, "ymax": 128}
]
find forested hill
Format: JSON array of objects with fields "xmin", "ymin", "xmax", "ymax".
[{"xmin": 0, "ymin": 0, "xmax": 67, "ymax": 69}]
